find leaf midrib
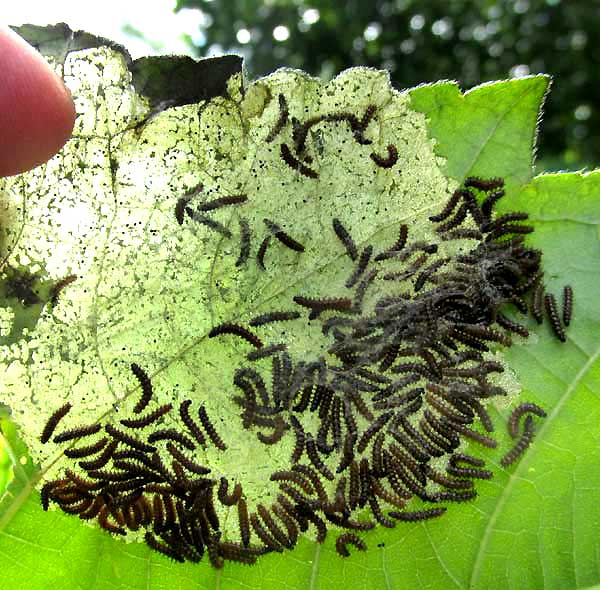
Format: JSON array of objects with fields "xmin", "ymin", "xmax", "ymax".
[{"xmin": 468, "ymin": 343, "xmax": 600, "ymax": 589}]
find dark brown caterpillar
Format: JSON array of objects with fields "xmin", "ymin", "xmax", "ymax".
[
  {"xmin": 501, "ymin": 415, "xmax": 536, "ymax": 467},
  {"xmin": 429, "ymin": 189, "xmax": 462, "ymax": 223},
  {"xmin": 98, "ymin": 506, "xmax": 126, "ymax": 536},
  {"xmin": 263, "ymin": 219, "xmax": 305, "ymax": 252},
  {"xmin": 40, "ymin": 403, "xmax": 72, "ymax": 444},
  {"xmin": 147, "ymin": 429, "xmax": 196, "ymax": 450},
  {"xmin": 166, "ymin": 442, "xmax": 211, "ymax": 475},
  {"xmin": 280, "ymin": 143, "xmax": 318, "ymax": 178},
  {"xmin": 289, "ymin": 415, "xmax": 306, "ymax": 463},
  {"xmin": 105, "ymin": 424, "xmax": 156, "ymax": 453},
  {"xmin": 177, "ymin": 399, "xmax": 206, "ymax": 447},
  {"xmin": 257, "ymin": 504, "xmax": 293, "ymax": 548},
  {"xmin": 208, "ymin": 323, "xmax": 263, "ymax": 349},
  {"xmin": 370, "ymin": 144, "xmax": 398, "ymax": 168},
  {"xmin": 464, "ymin": 176, "xmax": 504, "ymax": 191},
  {"xmin": 50, "ymin": 274, "xmax": 78, "ymax": 306},
  {"xmin": 198, "ymin": 195, "xmax": 248, "ymax": 212},
  {"xmin": 236, "ymin": 218, "xmax": 251, "ymax": 267},
  {"xmin": 119, "ymin": 404, "xmax": 172, "ymax": 429},
  {"xmin": 346, "ymin": 246, "xmax": 373, "ymax": 289},
  {"xmin": 247, "ymin": 343, "xmax": 288, "ymax": 361},
  {"xmin": 332, "ymin": 218, "xmax": 358, "ymax": 261},
  {"xmin": 389, "ymin": 507, "xmax": 447, "ymax": 521},
  {"xmin": 250, "ymin": 513, "xmax": 284, "ymax": 552},
  {"xmin": 238, "ymin": 498, "xmax": 251, "ymax": 547},
  {"xmin": 198, "ymin": 406, "xmax": 227, "ymax": 450},
  {"xmin": 544, "ymin": 293, "xmax": 566, "ymax": 342},
  {"xmin": 249, "ymin": 311, "xmax": 301, "ymax": 327},
  {"xmin": 335, "ymin": 532, "xmax": 367, "ymax": 557},
  {"xmin": 305, "ymin": 435, "xmax": 334, "ymax": 480},
  {"xmin": 63, "ymin": 437, "xmax": 107, "ymax": 459},
  {"xmin": 217, "ymin": 477, "xmax": 243, "ymax": 506},
  {"xmin": 185, "ymin": 207, "xmax": 232, "ymax": 238},
  {"xmin": 374, "ymin": 224, "xmax": 409, "ymax": 261},
  {"xmin": 145, "ymin": 531, "xmax": 184, "ymax": 562},
  {"xmin": 532, "ymin": 280, "xmax": 545, "ymax": 324},
  {"xmin": 266, "ymin": 94, "xmax": 289, "ymax": 142},
  {"xmin": 53, "ymin": 423, "xmax": 101, "ymax": 444},
  {"xmin": 78, "ymin": 440, "xmax": 118, "ymax": 471},
  {"xmin": 257, "ymin": 235, "xmax": 271, "ymax": 270},
  {"xmin": 175, "ymin": 196, "xmax": 190, "ymax": 225},
  {"xmin": 507, "ymin": 402, "xmax": 547, "ymax": 438},
  {"xmin": 130, "ymin": 363, "xmax": 154, "ymax": 414},
  {"xmin": 495, "ymin": 312, "xmax": 529, "ymax": 338},
  {"xmin": 562, "ymin": 285, "xmax": 573, "ymax": 326}
]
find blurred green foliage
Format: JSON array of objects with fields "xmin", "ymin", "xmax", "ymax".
[{"xmin": 175, "ymin": 0, "xmax": 599, "ymax": 170}]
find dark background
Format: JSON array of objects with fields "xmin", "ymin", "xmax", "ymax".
[{"xmin": 174, "ymin": 0, "xmax": 600, "ymax": 171}]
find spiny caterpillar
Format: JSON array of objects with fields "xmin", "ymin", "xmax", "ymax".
[{"xmin": 39, "ymin": 175, "xmax": 573, "ymax": 567}]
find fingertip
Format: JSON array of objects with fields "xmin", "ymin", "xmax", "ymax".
[{"xmin": 0, "ymin": 26, "xmax": 76, "ymax": 177}]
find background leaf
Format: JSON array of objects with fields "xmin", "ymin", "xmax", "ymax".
[{"xmin": 0, "ymin": 26, "xmax": 599, "ymax": 590}]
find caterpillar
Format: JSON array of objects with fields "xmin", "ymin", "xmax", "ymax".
[
  {"xmin": 53, "ymin": 423, "xmax": 102, "ymax": 444},
  {"xmin": 429, "ymin": 189, "xmax": 462, "ymax": 223},
  {"xmin": 179, "ymin": 399, "xmax": 206, "ymax": 446},
  {"xmin": 130, "ymin": 363, "xmax": 154, "ymax": 414},
  {"xmin": 249, "ymin": 311, "xmax": 301, "ymax": 327},
  {"xmin": 119, "ymin": 404, "xmax": 172, "ymax": 429},
  {"xmin": 280, "ymin": 143, "xmax": 318, "ymax": 178},
  {"xmin": 389, "ymin": 507, "xmax": 447, "ymax": 522},
  {"xmin": 464, "ymin": 176, "xmax": 504, "ymax": 191},
  {"xmin": 562, "ymin": 285, "xmax": 573, "ymax": 326},
  {"xmin": 335, "ymin": 532, "xmax": 367, "ymax": 557},
  {"xmin": 63, "ymin": 437, "xmax": 108, "ymax": 459},
  {"xmin": 257, "ymin": 235, "xmax": 271, "ymax": 270},
  {"xmin": 78, "ymin": 440, "xmax": 118, "ymax": 471},
  {"xmin": 306, "ymin": 435, "xmax": 334, "ymax": 480},
  {"xmin": 50, "ymin": 274, "xmax": 78, "ymax": 306},
  {"xmin": 147, "ymin": 429, "xmax": 196, "ymax": 450},
  {"xmin": 166, "ymin": 443, "xmax": 211, "ymax": 475},
  {"xmin": 105, "ymin": 424, "xmax": 156, "ymax": 453},
  {"xmin": 250, "ymin": 513, "xmax": 284, "ymax": 552},
  {"xmin": 236, "ymin": 218, "xmax": 251, "ymax": 267},
  {"xmin": 217, "ymin": 477, "xmax": 243, "ymax": 506},
  {"xmin": 185, "ymin": 208, "xmax": 232, "ymax": 238},
  {"xmin": 293, "ymin": 295, "xmax": 353, "ymax": 320},
  {"xmin": 263, "ymin": 218, "xmax": 305, "ymax": 252},
  {"xmin": 346, "ymin": 245, "xmax": 373, "ymax": 289},
  {"xmin": 40, "ymin": 403, "xmax": 72, "ymax": 444},
  {"xmin": 198, "ymin": 406, "xmax": 227, "ymax": 450},
  {"xmin": 208, "ymin": 323, "xmax": 263, "ymax": 348},
  {"xmin": 370, "ymin": 144, "xmax": 398, "ymax": 168},
  {"xmin": 507, "ymin": 402, "xmax": 547, "ymax": 438},
  {"xmin": 544, "ymin": 293, "xmax": 567, "ymax": 342},
  {"xmin": 266, "ymin": 93, "xmax": 289, "ymax": 143},
  {"xmin": 238, "ymin": 498, "xmax": 251, "ymax": 547},
  {"xmin": 332, "ymin": 218, "xmax": 358, "ymax": 261},
  {"xmin": 198, "ymin": 194, "xmax": 248, "ymax": 212},
  {"xmin": 500, "ymin": 415, "xmax": 536, "ymax": 467},
  {"xmin": 257, "ymin": 504, "xmax": 293, "ymax": 548}
]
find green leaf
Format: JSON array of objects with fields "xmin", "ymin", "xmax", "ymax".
[
  {"xmin": 1, "ymin": 25, "xmax": 599, "ymax": 590},
  {"xmin": 409, "ymin": 76, "xmax": 549, "ymax": 191}
]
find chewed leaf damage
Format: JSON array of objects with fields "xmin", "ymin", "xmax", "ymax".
[{"xmin": 0, "ymin": 38, "xmax": 569, "ymax": 569}]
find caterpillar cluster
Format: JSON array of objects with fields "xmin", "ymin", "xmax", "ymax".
[
  {"xmin": 40, "ymin": 364, "xmax": 264, "ymax": 567},
  {"xmin": 42, "ymin": 177, "xmax": 570, "ymax": 565},
  {"xmin": 269, "ymin": 95, "xmax": 396, "ymax": 179}
]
